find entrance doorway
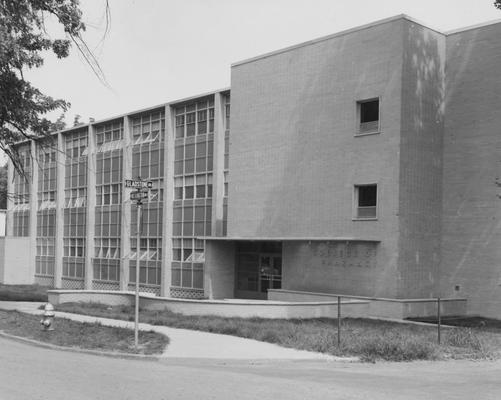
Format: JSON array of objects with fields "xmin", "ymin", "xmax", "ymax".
[{"xmin": 235, "ymin": 241, "xmax": 282, "ymax": 299}]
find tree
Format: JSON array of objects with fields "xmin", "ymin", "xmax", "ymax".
[
  {"xmin": 53, "ymin": 113, "xmax": 67, "ymax": 131},
  {"xmin": 0, "ymin": 164, "xmax": 6, "ymax": 209},
  {"xmin": 73, "ymin": 114, "xmax": 82, "ymax": 127},
  {"xmin": 496, "ymin": 1, "xmax": 501, "ymax": 10},
  {"xmin": 0, "ymin": 0, "xmax": 106, "ymax": 175}
]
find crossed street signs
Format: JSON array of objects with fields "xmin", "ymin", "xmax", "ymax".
[
  {"xmin": 125, "ymin": 179, "xmax": 153, "ymax": 189},
  {"xmin": 130, "ymin": 191, "xmax": 149, "ymax": 201},
  {"xmin": 125, "ymin": 179, "xmax": 153, "ymax": 203}
]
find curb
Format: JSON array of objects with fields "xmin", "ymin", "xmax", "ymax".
[{"xmin": 0, "ymin": 330, "xmax": 160, "ymax": 361}]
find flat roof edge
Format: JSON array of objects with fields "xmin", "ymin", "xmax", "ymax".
[
  {"xmin": 445, "ymin": 18, "xmax": 501, "ymax": 35},
  {"xmin": 9, "ymin": 87, "xmax": 231, "ymax": 147},
  {"xmin": 201, "ymin": 236, "xmax": 381, "ymax": 242},
  {"xmin": 231, "ymin": 14, "xmax": 443, "ymax": 68}
]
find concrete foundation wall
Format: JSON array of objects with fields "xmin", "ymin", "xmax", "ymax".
[
  {"xmin": 48, "ymin": 290, "xmax": 369, "ymax": 319},
  {"xmin": 49, "ymin": 289, "xmax": 466, "ymax": 319},
  {"xmin": 397, "ymin": 22, "xmax": 445, "ymax": 298},
  {"xmin": 2, "ymin": 237, "xmax": 33, "ymax": 284},
  {"xmin": 441, "ymin": 22, "xmax": 501, "ymax": 319},
  {"xmin": 269, "ymin": 289, "xmax": 467, "ymax": 318}
]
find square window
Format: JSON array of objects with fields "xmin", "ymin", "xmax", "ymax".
[
  {"xmin": 357, "ymin": 99, "xmax": 379, "ymax": 134},
  {"xmin": 354, "ymin": 184, "xmax": 377, "ymax": 219}
]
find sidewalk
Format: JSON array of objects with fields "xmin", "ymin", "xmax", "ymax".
[{"xmin": 0, "ymin": 301, "xmax": 337, "ymax": 360}]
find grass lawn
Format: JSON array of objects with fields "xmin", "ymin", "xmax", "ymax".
[
  {"xmin": 0, "ymin": 284, "xmax": 49, "ymax": 302},
  {"xmin": 0, "ymin": 310, "xmax": 169, "ymax": 355},
  {"xmin": 56, "ymin": 302, "xmax": 501, "ymax": 362}
]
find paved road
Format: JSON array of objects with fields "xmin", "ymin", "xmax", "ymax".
[{"xmin": 1, "ymin": 337, "xmax": 500, "ymax": 400}]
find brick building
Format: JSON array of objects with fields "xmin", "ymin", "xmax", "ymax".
[{"xmin": 3, "ymin": 15, "xmax": 501, "ymax": 318}]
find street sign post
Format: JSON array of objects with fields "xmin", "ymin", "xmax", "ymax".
[{"xmin": 125, "ymin": 178, "xmax": 154, "ymax": 349}]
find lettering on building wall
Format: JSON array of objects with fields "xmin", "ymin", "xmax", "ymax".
[{"xmin": 315, "ymin": 242, "xmax": 376, "ymax": 269}]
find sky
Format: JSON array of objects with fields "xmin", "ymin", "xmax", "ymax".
[{"xmin": 23, "ymin": 0, "xmax": 501, "ymax": 125}]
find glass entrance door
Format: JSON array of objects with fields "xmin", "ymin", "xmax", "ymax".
[
  {"xmin": 235, "ymin": 241, "xmax": 282, "ymax": 299},
  {"xmin": 259, "ymin": 254, "xmax": 282, "ymax": 293}
]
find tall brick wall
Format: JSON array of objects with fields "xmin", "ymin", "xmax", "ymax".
[
  {"xmin": 397, "ymin": 22, "xmax": 445, "ymax": 298},
  {"xmin": 229, "ymin": 19, "xmax": 406, "ymax": 298},
  {"xmin": 441, "ymin": 23, "xmax": 501, "ymax": 318},
  {"xmin": 229, "ymin": 20, "xmax": 404, "ymax": 239}
]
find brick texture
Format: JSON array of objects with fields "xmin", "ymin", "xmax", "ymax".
[{"xmin": 441, "ymin": 23, "xmax": 501, "ymax": 318}]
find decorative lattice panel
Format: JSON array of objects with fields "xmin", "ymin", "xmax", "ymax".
[
  {"xmin": 61, "ymin": 278, "xmax": 84, "ymax": 290},
  {"xmin": 34, "ymin": 275, "xmax": 54, "ymax": 288},
  {"xmin": 92, "ymin": 281, "xmax": 120, "ymax": 291},
  {"xmin": 127, "ymin": 284, "xmax": 161, "ymax": 296},
  {"xmin": 170, "ymin": 287, "xmax": 205, "ymax": 299}
]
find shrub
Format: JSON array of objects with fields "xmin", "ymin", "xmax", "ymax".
[
  {"xmin": 0, "ymin": 284, "xmax": 49, "ymax": 302},
  {"xmin": 445, "ymin": 328, "xmax": 484, "ymax": 351}
]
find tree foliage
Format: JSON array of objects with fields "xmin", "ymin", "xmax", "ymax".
[
  {"xmin": 496, "ymin": 1, "xmax": 501, "ymax": 10},
  {"xmin": 0, "ymin": 0, "xmax": 92, "ymax": 174},
  {"xmin": 0, "ymin": 164, "xmax": 6, "ymax": 209}
]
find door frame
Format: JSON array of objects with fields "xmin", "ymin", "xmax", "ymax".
[{"xmin": 234, "ymin": 241, "xmax": 282, "ymax": 300}]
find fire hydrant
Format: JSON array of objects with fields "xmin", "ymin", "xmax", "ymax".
[{"xmin": 40, "ymin": 303, "xmax": 55, "ymax": 331}]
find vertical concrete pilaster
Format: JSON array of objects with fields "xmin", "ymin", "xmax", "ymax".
[
  {"xmin": 54, "ymin": 133, "xmax": 64, "ymax": 287},
  {"xmin": 161, "ymin": 105, "xmax": 174, "ymax": 297},
  {"xmin": 121, "ymin": 116, "xmax": 132, "ymax": 291},
  {"xmin": 211, "ymin": 92, "xmax": 226, "ymax": 237},
  {"xmin": 6, "ymin": 159, "xmax": 14, "ymax": 236},
  {"xmin": 29, "ymin": 141, "xmax": 38, "ymax": 281},
  {"xmin": 84, "ymin": 125, "xmax": 96, "ymax": 289}
]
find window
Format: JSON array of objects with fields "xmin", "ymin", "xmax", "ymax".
[
  {"xmin": 95, "ymin": 121, "xmax": 123, "ymax": 152},
  {"xmin": 174, "ymin": 99, "xmax": 214, "ymax": 139},
  {"xmin": 131, "ymin": 110, "xmax": 165, "ymax": 145},
  {"xmin": 357, "ymin": 98, "xmax": 379, "ymax": 134},
  {"xmin": 354, "ymin": 184, "xmax": 377, "ymax": 219}
]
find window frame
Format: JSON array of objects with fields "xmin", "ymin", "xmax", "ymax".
[
  {"xmin": 355, "ymin": 97, "xmax": 381, "ymax": 136},
  {"xmin": 353, "ymin": 183, "xmax": 378, "ymax": 221}
]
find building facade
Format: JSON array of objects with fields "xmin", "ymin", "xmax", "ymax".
[
  {"xmin": 5, "ymin": 91, "xmax": 230, "ymax": 299},
  {"xmin": 4, "ymin": 15, "xmax": 501, "ymax": 318}
]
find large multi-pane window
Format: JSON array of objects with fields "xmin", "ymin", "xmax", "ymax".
[
  {"xmin": 95, "ymin": 120, "xmax": 123, "ymax": 151},
  {"xmin": 129, "ymin": 110, "xmax": 165, "ymax": 291},
  {"xmin": 172, "ymin": 99, "xmax": 214, "ymax": 296},
  {"xmin": 63, "ymin": 130, "xmax": 87, "ymax": 282},
  {"xmin": 93, "ymin": 120, "xmax": 123, "ymax": 287},
  {"xmin": 175, "ymin": 99, "xmax": 214, "ymax": 138},
  {"xmin": 36, "ymin": 143, "xmax": 57, "ymax": 279},
  {"xmin": 223, "ymin": 94, "xmax": 230, "ymax": 235},
  {"xmin": 12, "ymin": 145, "xmax": 31, "ymax": 236}
]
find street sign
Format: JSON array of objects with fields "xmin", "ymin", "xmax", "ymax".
[
  {"xmin": 125, "ymin": 179, "xmax": 153, "ymax": 189},
  {"xmin": 130, "ymin": 191, "xmax": 149, "ymax": 201}
]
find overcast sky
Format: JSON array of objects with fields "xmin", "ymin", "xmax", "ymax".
[{"xmin": 24, "ymin": 0, "xmax": 501, "ymax": 125}]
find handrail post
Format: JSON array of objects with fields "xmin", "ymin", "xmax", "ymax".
[
  {"xmin": 437, "ymin": 297, "xmax": 441, "ymax": 345},
  {"xmin": 337, "ymin": 295, "xmax": 341, "ymax": 347}
]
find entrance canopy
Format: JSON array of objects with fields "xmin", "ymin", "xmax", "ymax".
[
  {"xmin": 200, "ymin": 236, "xmax": 381, "ymax": 243},
  {"xmin": 202, "ymin": 236, "xmax": 381, "ymax": 300}
]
